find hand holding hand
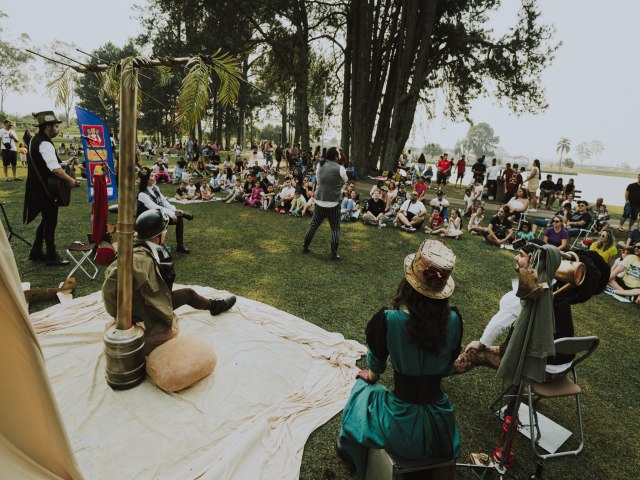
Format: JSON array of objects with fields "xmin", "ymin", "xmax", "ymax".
[
  {"xmin": 464, "ymin": 340, "xmax": 485, "ymax": 353},
  {"xmin": 356, "ymin": 369, "xmax": 379, "ymax": 384}
]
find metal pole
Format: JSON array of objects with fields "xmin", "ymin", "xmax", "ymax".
[
  {"xmin": 321, "ymin": 80, "xmax": 327, "ymax": 151},
  {"xmin": 103, "ymin": 64, "xmax": 145, "ymax": 390}
]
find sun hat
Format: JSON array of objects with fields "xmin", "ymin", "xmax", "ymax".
[
  {"xmin": 32, "ymin": 111, "xmax": 62, "ymax": 126},
  {"xmin": 403, "ymin": 239, "xmax": 456, "ymax": 299}
]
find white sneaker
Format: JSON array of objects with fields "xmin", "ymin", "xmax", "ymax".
[
  {"xmin": 529, "ymin": 208, "xmax": 538, "ymax": 212},
  {"xmin": 400, "ymin": 225, "xmax": 409, "ymax": 231},
  {"xmin": 408, "ymin": 226, "xmax": 417, "ymax": 232},
  {"xmin": 378, "ymin": 223, "xmax": 387, "ymax": 228}
]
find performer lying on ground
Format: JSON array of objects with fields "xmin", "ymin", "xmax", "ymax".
[
  {"xmin": 102, "ymin": 209, "xmax": 236, "ymax": 355},
  {"xmin": 336, "ymin": 240, "xmax": 462, "ymax": 478},
  {"xmin": 454, "ymin": 241, "xmax": 609, "ymax": 379}
]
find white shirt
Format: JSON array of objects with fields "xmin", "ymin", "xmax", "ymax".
[
  {"xmin": 138, "ymin": 185, "xmax": 176, "ymax": 217},
  {"xmin": 479, "ymin": 279, "xmax": 570, "ymax": 374},
  {"xmin": 430, "ymin": 197, "xmax": 450, "ymax": 208},
  {"xmin": 488, "ymin": 165, "xmax": 501, "ymax": 181},
  {"xmin": 400, "ymin": 199, "xmax": 426, "ymax": 216},
  {"xmin": 39, "ymin": 141, "xmax": 61, "ymax": 172},
  {"xmin": 280, "ymin": 186, "xmax": 296, "ymax": 199},
  {"xmin": 0, "ymin": 128, "xmax": 17, "ymax": 151}
]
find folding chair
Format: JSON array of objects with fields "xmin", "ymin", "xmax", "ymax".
[
  {"xmin": 66, "ymin": 241, "xmax": 99, "ymax": 280},
  {"xmin": 570, "ymin": 218, "xmax": 597, "ymax": 249},
  {"xmin": 514, "ymin": 209, "xmax": 529, "ymax": 232},
  {"xmin": 526, "ymin": 336, "xmax": 600, "ymax": 460}
]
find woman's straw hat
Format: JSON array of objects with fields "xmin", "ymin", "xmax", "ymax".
[{"xmin": 403, "ymin": 239, "xmax": 456, "ymax": 299}]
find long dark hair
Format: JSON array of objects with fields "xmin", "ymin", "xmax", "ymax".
[
  {"xmin": 533, "ymin": 159, "xmax": 541, "ymax": 179},
  {"xmin": 320, "ymin": 146, "xmax": 339, "ymax": 166},
  {"xmin": 393, "ymin": 279, "xmax": 450, "ymax": 354}
]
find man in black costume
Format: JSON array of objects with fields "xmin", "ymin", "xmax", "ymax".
[{"xmin": 23, "ymin": 111, "xmax": 79, "ymax": 266}]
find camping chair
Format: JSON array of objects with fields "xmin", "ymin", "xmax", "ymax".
[
  {"xmin": 66, "ymin": 241, "xmax": 99, "ymax": 280},
  {"xmin": 526, "ymin": 336, "xmax": 600, "ymax": 460},
  {"xmin": 570, "ymin": 218, "xmax": 597, "ymax": 249},
  {"xmin": 514, "ymin": 209, "xmax": 529, "ymax": 233}
]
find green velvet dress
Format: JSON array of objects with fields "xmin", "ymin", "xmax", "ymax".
[{"xmin": 339, "ymin": 308, "xmax": 462, "ymax": 477}]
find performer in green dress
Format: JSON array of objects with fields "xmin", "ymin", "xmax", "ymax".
[{"xmin": 337, "ymin": 239, "xmax": 462, "ymax": 477}]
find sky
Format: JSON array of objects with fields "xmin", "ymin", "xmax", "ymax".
[{"xmin": 2, "ymin": 0, "xmax": 639, "ymax": 167}]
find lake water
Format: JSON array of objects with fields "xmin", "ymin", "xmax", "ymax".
[{"xmin": 417, "ymin": 164, "xmax": 637, "ymax": 207}]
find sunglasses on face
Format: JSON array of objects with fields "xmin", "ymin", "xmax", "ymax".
[{"xmin": 552, "ymin": 220, "xmax": 561, "ymax": 223}]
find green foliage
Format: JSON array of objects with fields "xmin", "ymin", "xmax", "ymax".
[
  {"xmin": 563, "ymin": 157, "xmax": 575, "ymax": 168},
  {"xmin": 0, "ymin": 18, "xmax": 33, "ymax": 112},
  {"xmin": 423, "ymin": 143, "xmax": 444, "ymax": 157},
  {"xmin": 460, "ymin": 122, "xmax": 499, "ymax": 158}
]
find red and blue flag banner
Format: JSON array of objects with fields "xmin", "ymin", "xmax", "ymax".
[{"xmin": 75, "ymin": 106, "xmax": 118, "ymax": 202}]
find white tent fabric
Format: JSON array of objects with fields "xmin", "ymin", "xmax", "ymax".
[
  {"xmin": 31, "ymin": 284, "xmax": 366, "ymax": 479},
  {"xmin": 0, "ymin": 222, "xmax": 83, "ymax": 480}
]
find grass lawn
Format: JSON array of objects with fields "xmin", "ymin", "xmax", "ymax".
[{"xmin": 1, "ymin": 164, "xmax": 638, "ymax": 480}]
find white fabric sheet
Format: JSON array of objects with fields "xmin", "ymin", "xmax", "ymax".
[
  {"xmin": 168, "ymin": 198, "xmax": 222, "ymax": 204},
  {"xmin": 32, "ymin": 285, "xmax": 365, "ymax": 479}
]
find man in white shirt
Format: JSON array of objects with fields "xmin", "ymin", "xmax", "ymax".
[
  {"xmin": 23, "ymin": 111, "xmax": 79, "ymax": 265},
  {"xmin": 1, "ymin": 119, "xmax": 20, "ymax": 181},
  {"xmin": 429, "ymin": 190, "xmax": 450, "ymax": 222},
  {"xmin": 396, "ymin": 191, "xmax": 427, "ymax": 232},
  {"xmin": 276, "ymin": 178, "xmax": 296, "ymax": 212},
  {"xmin": 486, "ymin": 158, "xmax": 501, "ymax": 200}
]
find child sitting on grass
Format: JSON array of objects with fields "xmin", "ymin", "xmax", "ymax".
[
  {"xmin": 289, "ymin": 190, "xmax": 306, "ymax": 216},
  {"xmin": 440, "ymin": 208, "xmax": 463, "ymax": 239},
  {"xmin": 175, "ymin": 181, "xmax": 188, "ymax": 200},
  {"xmin": 224, "ymin": 179, "xmax": 244, "ymax": 204},
  {"xmin": 462, "ymin": 188, "xmax": 473, "ymax": 217},
  {"xmin": 199, "ymin": 181, "xmax": 213, "ymax": 201},
  {"xmin": 261, "ymin": 184, "xmax": 276, "ymax": 211},
  {"xmin": 185, "ymin": 178, "xmax": 200, "ymax": 200},
  {"xmin": 244, "ymin": 183, "xmax": 264, "ymax": 207},
  {"xmin": 516, "ymin": 221, "xmax": 536, "ymax": 241},
  {"xmin": 424, "ymin": 208, "xmax": 444, "ymax": 235}
]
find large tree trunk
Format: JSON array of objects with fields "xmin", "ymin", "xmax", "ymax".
[{"xmin": 340, "ymin": 2, "xmax": 352, "ymax": 160}]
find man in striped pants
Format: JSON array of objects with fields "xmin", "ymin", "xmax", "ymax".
[{"xmin": 303, "ymin": 147, "xmax": 348, "ymax": 260}]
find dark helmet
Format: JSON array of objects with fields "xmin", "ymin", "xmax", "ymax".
[{"xmin": 135, "ymin": 209, "xmax": 169, "ymax": 240}]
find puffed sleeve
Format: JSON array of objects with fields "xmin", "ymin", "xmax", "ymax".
[
  {"xmin": 449, "ymin": 306, "xmax": 464, "ymax": 362},
  {"xmin": 365, "ymin": 307, "xmax": 389, "ymax": 374}
]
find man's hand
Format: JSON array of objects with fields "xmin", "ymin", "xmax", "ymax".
[
  {"xmin": 171, "ymin": 215, "xmax": 178, "ymax": 223},
  {"xmin": 67, "ymin": 177, "xmax": 79, "ymax": 187},
  {"xmin": 465, "ymin": 340, "xmax": 485, "ymax": 353}
]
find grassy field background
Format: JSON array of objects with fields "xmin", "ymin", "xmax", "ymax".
[{"xmin": 1, "ymin": 161, "xmax": 639, "ymax": 480}]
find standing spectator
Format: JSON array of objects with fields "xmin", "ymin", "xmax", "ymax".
[
  {"xmin": 486, "ymin": 158, "xmax": 501, "ymax": 200},
  {"xmin": 524, "ymin": 159, "xmax": 541, "ymax": 211},
  {"xmin": 185, "ymin": 134, "xmax": 194, "ymax": 165},
  {"xmin": 18, "ymin": 142, "xmax": 27, "ymax": 166},
  {"xmin": 436, "ymin": 153, "xmax": 452, "ymax": 191},
  {"xmin": 414, "ymin": 153, "xmax": 427, "ymax": 177},
  {"xmin": 619, "ymin": 173, "xmax": 640, "ymax": 232},
  {"xmin": 453, "ymin": 155, "xmax": 466, "ymax": 189},
  {"xmin": 503, "ymin": 163, "xmax": 522, "ymax": 203},
  {"xmin": 471, "ymin": 156, "xmax": 487, "ymax": 185},
  {"xmin": 1, "ymin": 119, "xmax": 20, "ymax": 181}
]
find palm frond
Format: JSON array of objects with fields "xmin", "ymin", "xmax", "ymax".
[
  {"xmin": 209, "ymin": 50, "xmax": 242, "ymax": 106},
  {"xmin": 150, "ymin": 65, "xmax": 173, "ymax": 87},
  {"xmin": 99, "ymin": 63, "xmax": 120, "ymax": 108},
  {"xmin": 46, "ymin": 67, "xmax": 73, "ymax": 110},
  {"xmin": 120, "ymin": 56, "xmax": 139, "ymax": 91},
  {"xmin": 175, "ymin": 56, "xmax": 211, "ymax": 133}
]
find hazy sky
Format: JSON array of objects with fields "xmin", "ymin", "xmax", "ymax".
[{"xmin": 2, "ymin": 1, "xmax": 639, "ymax": 167}]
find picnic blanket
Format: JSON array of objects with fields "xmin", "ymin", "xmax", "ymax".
[
  {"xmin": 30, "ymin": 285, "xmax": 366, "ymax": 479},
  {"xmin": 168, "ymin": 197, "xmax": 222, "ymax": 204}
]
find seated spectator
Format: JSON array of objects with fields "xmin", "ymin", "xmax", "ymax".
[
  {"xmin": 385, "ymin": 180, "xmax": 398, "ymax": 210},
  {"xmin": 593, "ymin": 202, "xmax": 611, "ymax": 232},
  {"xmin": 396, "ymin": 191, "xmax": 426, "ymax": 232},
  {"xmin": 261, "ymin": 184, "xmax": 276, "ymax": 211},
  {"xmin": 543, "ymin": 215, "xmax": 569, "ymax": 250},
  {"xmin": 424, "ymin": 165, "xmax": 433, "ymax": 188},
  {"xmin": 423, "ymin": 208, "xmax": 444, "ymax": 235},
  {"xmin": 341, "ymin": 190, "xmax": 359, "ymax": 222},
  {"xmin": 209, "ymin": 172, "xmax": 224, "ymax": 192},
  {"xmin": 289, "ymin": 190, "xmax": 306, "ymax": 216},
  {"xmin": 370, "ymin": 180, "xmax": 385, "ymax": 197},
  {"xmin": 193, "ymin": 158, "xmax": 207, "ymax": 178},
  {"xmin": 175, "ymin": 181, "xmax": 188, "ymax": 200},
  {"xmin": 589, "ymin": 229, "xmax": 617, "ymax": 266},
  {"xmin": 153, "ymin": 160, "xmax": 171, "ymax": 184},
  {"xmin": 608, "ymin": 243, "xmax": 640, "ymax": 304},
  {"xmin": 199, "ymin": 181, "xmax": 213, "ymax": 201},
  {"xmin": 224, "ymin": 179, "xmax": 244, "ymax": 204},
  {"xmin": 362, "ymin": 189, "xmax": 388, "ymax": 228},
  {"xmin": 413, "ymin": 176, "xmax": 428, "ymax": 201},
  {"xmin": 243, "ymin": 175, "xmax": 257, "ymax": 195},
  {"xmin": 275, "ymin": 178, "xmax": 297, "ymax": 213},
  {"xmin": 244, "ymin": 183, "xmax": 264, "ymax": 208},
  {"xmin": 336, "ymin": 240, "xmax": 462, "ymax": 477},
  {"xmin": 618, "ymin": 227, "xmax": 640, "ymax": 250},
  {"xmin": 301, "ymin": 195, "xmax": 315, "ymax": 216},
  {"xmin": 429, "ymin": 190, "xmax": 450, "ymax": 221},
  {"xmin": 539, "ymin": 174, "xmax": 556, "ymax": 209},
  {"xmin": 505, "ymin": 187, "xmax": 529, "ymax": 223},
  {"xmin": 185, "ymin": 178, "xmax": 199, "ymax": 200},
  {"xmin": 172, "ymin": 159, "xmax": 187, "ymax": 184},
  {"xmin": 485, "ymin": 207, "xmax": 513, "ymax": 247},
  {"xmin": 566, "ymin": 200, "xmax": 593, "ymax": 237},
  {"xmin": 516, "ymin": 220, "xmax": 536, "ymax": 242},
  {"xmin": 553, "ymin": 178, "xmax": 564, "ymax": 207},
  {"xmin": 439, "ymin": 209, "xmax": 463, "ymax": 240},
  {"xmin": 462, "ymin": 188, "xmax": 473, "ymax": 217},
  {"xmin": 301, "ymin": 177, "xmax": 314, "ymax": 201},
  {"xmin": 563, "ymin": 193, "xmax": 578, "ymax": 212},
  {"xmin": 468, "ymin": 206, "xmax": 486, "ymax": 235}
]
